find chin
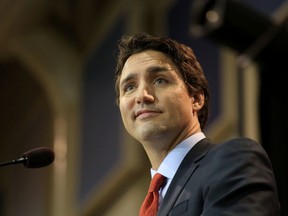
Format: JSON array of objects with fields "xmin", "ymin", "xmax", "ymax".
[{"xmin": 136, "ymin": 124, "xmax": 168, "ymax": 141}]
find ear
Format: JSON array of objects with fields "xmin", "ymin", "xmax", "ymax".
[{"xmin": 191, "ymin": 93, "xmax": 204, "ymax": 112}]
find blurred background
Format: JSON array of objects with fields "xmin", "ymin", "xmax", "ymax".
[{"xmin": 0, "ymin": 0, "xmax": 287, "ymax": 215}]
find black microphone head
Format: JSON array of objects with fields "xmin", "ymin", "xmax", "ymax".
[{"xmin": 22, "ymin": 147, "xmax": 55, "ymax": 168}]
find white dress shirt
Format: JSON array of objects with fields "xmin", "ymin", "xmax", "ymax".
[{"xmin": 150, "ymin": 132, "xmax": 206, "ymax": 203}]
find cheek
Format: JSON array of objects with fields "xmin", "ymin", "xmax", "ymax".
[
  {"xmin": 168, "ymin": 88, "xmax": 191, "ymax": 105},
  {"xmin": 168, "ymin": 94, "xmax": 193, "ymax": 116},
  {"xmin": 119, "ymin": 99, "xmax": 132, "ymax": 122},
  {"xmin": 119, "ymin": 103, "xmax": 127, "ymax": 119}
]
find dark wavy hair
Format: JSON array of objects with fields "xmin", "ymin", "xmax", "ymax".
[{"xmin": 114, "ymin": 32, "xmax": 210, "ymax": 130}]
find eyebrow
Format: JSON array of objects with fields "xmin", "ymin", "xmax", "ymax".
[
  {"xmin": 147, "ymin": 66, "xmax": 169, "ymax": 73},
  {"xmin": 120, "ymin": 66, "xmax": 169, "ymax": 89}
]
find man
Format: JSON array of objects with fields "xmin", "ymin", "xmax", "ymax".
[{"xmin": 114, "ymin": 32, "xmax": 280, "ymax": 215}]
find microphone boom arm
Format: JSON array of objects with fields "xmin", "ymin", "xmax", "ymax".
[{"xmin": 0, "ymin": 157, "xmax": 26, "ymax": 167}]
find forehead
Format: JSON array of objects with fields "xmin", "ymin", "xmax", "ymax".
[{"xmin": 121, "ymin": 50, "xmax": 177, "ymax": 77}]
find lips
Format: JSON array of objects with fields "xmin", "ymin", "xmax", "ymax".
[{"xmin": 135, "ymin": 109, "xmax": 161, "ymax": 118}]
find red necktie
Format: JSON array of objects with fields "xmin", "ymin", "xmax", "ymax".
[{"xmin": 139, "ymin": 173, "xmax": 166, "ymax": 216}]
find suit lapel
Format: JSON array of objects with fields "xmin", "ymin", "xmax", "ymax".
[{"xmin": 158, "ymin": 138, "xmax": 213, "ymax": 216}]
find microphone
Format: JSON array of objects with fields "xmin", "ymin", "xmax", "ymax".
[{"xmin": 0, "ymin": 147, "xmax": 55, "ymax": 168}]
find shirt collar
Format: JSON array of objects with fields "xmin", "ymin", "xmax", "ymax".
[{"xmin": 151, "ymin": 132, "xmax": 205, "ymax": 179}]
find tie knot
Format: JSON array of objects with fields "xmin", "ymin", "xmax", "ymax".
[{"xmin": 149, "ymin": 173, "xmax": 166, "ymax": 193}]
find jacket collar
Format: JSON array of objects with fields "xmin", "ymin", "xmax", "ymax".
[{"xmin": 157, "ymin": 138, "xmax": 213, "ymax": 216}]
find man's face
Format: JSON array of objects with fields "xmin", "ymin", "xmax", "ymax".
[{"xmin": 118, "ymin": 50, "xmax": 200, "ymax": 144}]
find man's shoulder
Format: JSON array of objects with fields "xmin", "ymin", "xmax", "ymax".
[
  {"xmin": 206, "ymin": 137, "xmax": 270, "ymax": 162},
  {"xmin": 211, "ymin": 137, "xmax": 263, "ymax": 151}
]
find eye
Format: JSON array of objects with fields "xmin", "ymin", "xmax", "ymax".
[
  {"xmin": 123, "ymin": 83, "xmax": 136, "ymax": 93},
  {"xmin": 154, "ymin": 77, "xmax": 167, "ymax": 85}
]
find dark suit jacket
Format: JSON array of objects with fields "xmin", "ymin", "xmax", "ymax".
[{"xmin": 157, "ymin": 137, "xmax": 280, "ymax": 216}]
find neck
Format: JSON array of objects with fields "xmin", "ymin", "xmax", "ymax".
[{"xmin": 141, "ymin": 126, "xmax": 202, "ymax": 170}]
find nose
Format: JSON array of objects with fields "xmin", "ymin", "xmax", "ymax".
[{"xmin": 135, "ymin": 83, "xmax": 154, "ymax": 104}]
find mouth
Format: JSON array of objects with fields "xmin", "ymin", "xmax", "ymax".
[{"xmin": 135, "ymin": 109, "xmax": 161, "ymax": 119}]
